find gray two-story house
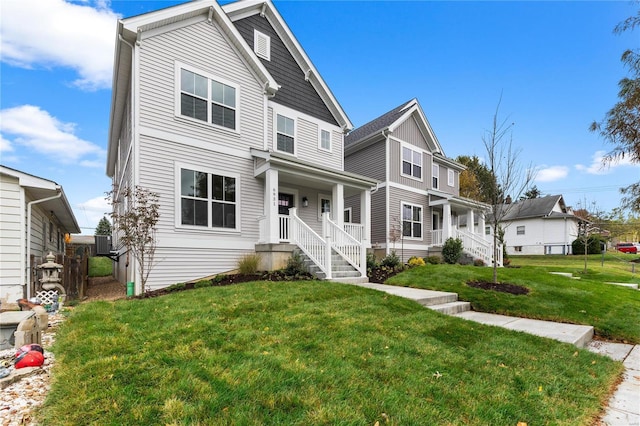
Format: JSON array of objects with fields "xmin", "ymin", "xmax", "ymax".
[
  {"xmin": 345, "ymin": 99, "xmax": 499, "ymax": 265},
  {"xmin": 106, "ymin": 0, "xmax": 376, "ymax": 293}
]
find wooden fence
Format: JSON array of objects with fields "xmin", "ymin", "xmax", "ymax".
[{"xmin": 30, "ymin": 253, "xmax": 88, "ymax": 301}]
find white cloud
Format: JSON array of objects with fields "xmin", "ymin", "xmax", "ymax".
[
  {"xmin": 535, "ymin": 166, "xmax": 569, "ymax": 183},
  {"xmin": 76, "ymin": 195, "xmax": 111, "ymax": 231},
  {"xmin": 0, "ymin": 105, "xmax": 105, "ymax": 165},
  {"xmin": 0, "ymin": 0, "xmax": 119, "ymax": 90},
  {"xmin": 574, "ymin": 150, "xmax": 637, "ymax": 175},
  {"xmin": 0, "ymin": 135, "xmax": 14, "ymax": 152}
]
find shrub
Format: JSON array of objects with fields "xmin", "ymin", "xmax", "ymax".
[
  {"xmin": 212, "ymin": 274, "xmax": 227, "ymax": 284},
  {"xmin": 572, "ymin": 236, "xmax": 605, "ymax": 255},
  {"xmin": 380, "ymin": 251, "xmax": 401, "ymax": 268},
  {"xmin": 238, "ymin": 253, "xmax": 261, "ymax": 275},
  {"xmin": 194, "ymin": 280, "xmax": 212, "ymax": 289},
  {"xmin": 425, "ymin": 255, "xmax": 442, "ymax": 265},
  {"xmin": 167, "ymin": 283, "xmax": 186, "ymax": 292},
  {"xmin": 442, "ymin": 237, "xmax": 463, "ymax": 264},
  {"xmin": 408, "ymin": 256, "xmax": 426, "ymax": 267},
  {"xmin": 366, "ymin": 252, "xmax": 379, "ymax": 271},
  {"xmin": 473, "ymin": 259, "xmax": 485, "ymax": 267},
  {"xmin": 285, "ymin": 251, "xmax": 307, "ymax": 276}
]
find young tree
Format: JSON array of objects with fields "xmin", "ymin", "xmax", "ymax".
[
  {"xmin": 573, "ymin": 201, "xmax": 605, "ymax": 273},
  {"xmin": 94, "ymin": 216, "xmax": 112, "ymax": 236},
  {"xmin": 591, "ymin": 9, "xmax": 640, "ymax": 212},
  {"xmin": 483, "ymin": 97, "xmax": 536, "ymax": 283},
  {"xmin": 107, "ymin": 185, "xmax": 160, "ymax": 292}
]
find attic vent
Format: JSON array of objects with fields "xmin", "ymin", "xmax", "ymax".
[{"xmin": 254, "ymin": 30, "xmax": 270, "ymax": 61}]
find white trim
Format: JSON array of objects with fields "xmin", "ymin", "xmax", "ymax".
[
  {"xmin": 401, "ymin": 201, "xmax": 423, "ymax": 241},
  {"xmin": 269, "ymin": 101, "xmax": 342, "ymax": 134},
  {"xmin": 317, "ymin": 193, "xmax": 332, "ymax": 221},
  {"xmin": 140, "ymin": 126, "xmax": 251, "ymax": 160},
  {"xmin": 400, "ymin": 142, "xmax": 423, "ymax": 181},
  {"xmin": 432, "ymin": 163, "xmax": 439, "ymax": 190},
  {"xmin": 174, "ymin": 162, "xmax": 241, "ymax": 232},
  {"xmin": 344, "ymin": 207, "xmax": 352, "ymax": 223},
  {"xmin": 274, "ymin": 112, "xmax": 296, "ymax": 156},
  {"xmin": 432, "ymin": 211, "xmax": 441, "ymax": 230},
  {"xmin": 318, "ymin": 128, "xmax": 332, "ymax": 152},
  {"xmin": 174, "ymin": 61, "xmax": 241, "ymax": 133},
  {"xmin": 447, "ymin": 168, "xmax": 455, "ymax": 187},
  {"xmin": 278, "ymin": 186, "xmax": 299, "ymax": 212},
  {"xmin": 389, "ymin": 181, "xmax": 429, "ymax": 196},
  {"xmin": 384, "ymin": 135, "xmax": 390, "ymax": 254},
  {"xmin": 157, "ymin": 235, "xmax": 256, "ymax": 250},
  {"xmin": 253, "ymin": 29, "xmax": 271, "ymax": 61}
]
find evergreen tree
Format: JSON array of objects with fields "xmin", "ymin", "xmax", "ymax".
[{"xmin": 95, "ymin": 216, "xmax": 112, "ymax": 236}]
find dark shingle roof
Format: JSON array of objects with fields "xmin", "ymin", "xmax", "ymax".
[
  {"xmin": 502, "ymin": 195, "xmax": 565, "ymax": 221},
  {"xmin": 344, "ymin": 99, "xmax": 414, "ymax": 146}
]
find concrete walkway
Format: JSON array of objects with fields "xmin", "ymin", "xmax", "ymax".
[{"xmin": 346, "ymin": 282, "xmax": 639, "ymax": 426}]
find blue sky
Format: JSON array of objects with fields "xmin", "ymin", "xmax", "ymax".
[{"xmin": 1, "ymin": 0, "xmax": 638, "ymax": 234}]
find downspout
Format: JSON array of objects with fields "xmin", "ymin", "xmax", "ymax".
[{"xmin": 26, "ymin": 187, "xmax": 62, "ymax": 299}]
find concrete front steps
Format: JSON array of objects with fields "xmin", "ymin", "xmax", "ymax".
[{"xmin": 296, "ymin": 249, "xmax": 362, "ymax": 281}]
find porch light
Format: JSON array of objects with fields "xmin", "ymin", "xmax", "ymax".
[{"xmin": 302, "ymin": 196, "xmax": 309, "ymax": 207}]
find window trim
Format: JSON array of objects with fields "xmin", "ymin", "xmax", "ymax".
[
  {"xmin": 516, "ymin": 225, "xmax": 525, "ymax": 235},
  {"xmin": 448, "ymin": 168, "xmax": 455, "ymax": 187},
  {"xmin": 400, "ymin": 144, "xmax": 423, "ymax": 181},
  {"xmin": 318, "ymin": 193, "xmax": 331, "ymax": 220},
  {"xmin": 174, "ymin": 62, "xmax": 241, "ymax": 133},
  {"xmin": 253, "ymin": 29, "xmax": 271, "ymax": 61},
  {"xmin": 401, "ymin": 201, "xmax": 423, "ymax": 241},
  {"xmin": 432, "ymin": 163, "xmax": 439, "ymax": 189},
  {"xmin": 318, "ymin": 128, "xmax": 332, "ymax": 152},
  {"xmin": 175, "ymin": 163, "xmax": 241, "ymax": 232},
  {"xmin": 344, "ymin": 207, "xmax": 352, "ymax": 223},
  {"xmin": 274, "ymin": 111, "xmax": 296, "ymax": 156}
]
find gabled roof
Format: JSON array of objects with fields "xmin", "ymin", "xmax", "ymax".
[
  {"xmin": 0, "ymin": 165, "xmax": 80, "ymax": 233},
  {"xmin": 344, "ymin": 98, "xmax": 444, "ymax": 155},
  {"xmin": 107, "ymin": 0, "xmax": 279, "ymax": 176},
  {"xmin": 501, "ymin": 194, "xmax": 570, "ymax": 221},
  {"xmin": 222, "ymin": 0, "xmax": 352, "ymax": 131}
]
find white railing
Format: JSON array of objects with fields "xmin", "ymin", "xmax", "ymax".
[
  {"xmin": 279, "ymin": 215, "xmax": 291, "ymax": 242},
  {"xmin": 344, "ymin": 223, "xmax": 365, "ymax": 242},
  {"xmin": 430, "ymin": 229, "xmax": 443, "ymax": 246},
  {"xmin": 323, "ymin": 213, "xmax": 366, "ymax": 277},
  {"xmin": 288, "ymin": 208, "xmax": 331, "ymax": 279},
  {"xmin": 452, "ymin": 228, "xmax": 503, "ymax": 267}
]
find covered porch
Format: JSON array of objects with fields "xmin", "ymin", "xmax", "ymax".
[
  {"xmin": 252, "ymin": 149, "xmax": 377, "ymax": 279},
  {"xmin": 429, "ymin": 193, "xmax": 502, "ymax": 266}
]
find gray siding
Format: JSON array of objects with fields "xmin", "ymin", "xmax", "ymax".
[
  {"xmin": 433, "ymin": 162, "xmax": 456, "ymax": 195},
  {"xmin": 344, "ymin": 194, "xmax": 361, "ymax": 224},
  {"xmin": 389, "ymin": 139, "xmax": 428, "ymax": 190},
  {"xmin": 138, "ymin": 21, "xmax": 265, "ymax": 151},
  {"xmin": 0, "ymin": 174, "xmax": 22, "ymax": 287},
  {"xmin": 394, "ymin": 117, "xmax": 428, "ymax": 149},
  {"xmin": 233, "ymin": 14, "xmax": 338, "ymax": 125},
  {"xmin": 388, "ymin": 186, "xmax": 429, "ymax": 245},
  {"xmin": 345, "ymin": 141, "xmax": 386, "ymax": 181},
  {"xmin": 370, "ymin": 187, "xmax": 386, "ymax": 245}
]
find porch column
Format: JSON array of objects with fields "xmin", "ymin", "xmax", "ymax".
[
  {"xmin": 467, "ymin": 209, "xmax": 475, "ymax": 234},
  {"xmin": 443, "ymin": 203, "xmax": 452, "ymax": 240},
  {"xmin": 478, "ymin": 211, "xmax": 486, "ymax": 239},
  {"xmin": 332, "ymin": 183, "xmax": 344, "ymax": 228},
  {"xmin": 264, "ymin": 168, "xmax": 279, "ymax": 244},
  {"xmin": 360, "ymin": 189, "xmax": 371, "ymax": 247}
]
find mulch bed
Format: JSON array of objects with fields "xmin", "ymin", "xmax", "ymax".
[
  {"xmin": 368, "ymin": 266, "xmax": 404, "ymax": 284},
  {"xmin": 467, "ymin": 280, "xmax": 530, "ymax": 295}
]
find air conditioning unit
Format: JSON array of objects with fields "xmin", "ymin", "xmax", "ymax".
[{"xmin": 95, "ymin": 235, "xmax": 112, "ymax": 256}]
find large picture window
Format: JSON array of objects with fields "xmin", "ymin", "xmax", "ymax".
[
  {"xmin": 402, "ymin": 146, "xmax": 422, "ymax": 179},
  {"xmin": 180, "ymin": 168, "xmax": 237, "ymax": 229},
  {"xmin": 402, "ymin": 202, "xmax": 422, "ymax": 239},
  {"xmin": 276, "ymin": 114, "xmax": 295, "ymax": 154},
  {"xmin": 178, "ymin": 65, "xmax": 238, "ymax": 130}
]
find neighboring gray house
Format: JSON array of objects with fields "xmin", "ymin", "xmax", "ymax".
[
  {"xmin": 344, "ymin": 99, "xmax": 500, "ymax": 265},
  {"xmin": 496, "ymin": 195, "xmax": 582, "ymax": 255},
  {"xmin": 106, "ymin": 0, "xmax": 376, "ymax": 293},
  {"xmin": 0, "ymin": 165, "xmax": 80, "ymax": 306}
]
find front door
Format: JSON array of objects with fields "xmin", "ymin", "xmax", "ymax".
[{"xmin": 278, "ymin": 193, "xmax": 295, "ymax": 215}]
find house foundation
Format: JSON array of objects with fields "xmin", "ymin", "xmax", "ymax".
[{"xmin": 255, "ymin": 243, "xmax": 295, "ymax": 271}]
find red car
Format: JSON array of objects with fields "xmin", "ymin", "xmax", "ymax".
[{"xmin": 616, "ymin": 242, "xmax": 638, "ymax": 254}]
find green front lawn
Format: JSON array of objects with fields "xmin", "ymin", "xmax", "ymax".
[
  {"xmin": 387, "ymin": 255, "xmax": 640, "ymax": 343},
  {"xmin": 41, "ymin": 281, "xmax": 621, "ymax": 425},
  {"xmin": 88, "ymin": 256, "xmax": 113, "ymax": 277}
]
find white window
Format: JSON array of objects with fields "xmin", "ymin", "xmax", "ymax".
[
  {"xmin": 319, "ymin": 129, "xmax": 331, "ymax": 151},
  {"xmin": 514, "ymin": 246, "xmax": 523, "ymax": 252},
  {"xmin": 432, "ymin": 164, "xmax": 439, "ymax": 189},
  {"xmin": 344, "ymin": 207, "xmax": 352, "ymax": 223},
  {"xmin": 402, "ymin": 202, "xmax": 422, "ymax": 239},
  {"xmin": 516, "ymin": 226, "xmax": 525, "ymax": 235},
  {"xmin": 254, "ymin": 30, "xmax": 271, "ymax": 61},
  {"xmin": 448, "ymin": 169, "xmax": 455, "ymax": 186},
  {"xmin": 485, "ymin": 226, "xmax": 491, "ymax": 235},
  {"xmin": 318, "ymin": 194, "xmax": 331, "ymax": 219},
  {"xmin": 276, "ymin": 114, "xmax": 295, "ymax": 154},
  {"xmin": 180, "ymin": 167, "xmax": 237, "ymax": 230},
  {"xmin": 177, "ymin": 64, "xmax": 238, "ymax": 131},
  {"xmin": 402, "ymin": 146, "xmax": 422, "ymax": 179}
]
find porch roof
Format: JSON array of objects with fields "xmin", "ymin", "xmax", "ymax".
[
  {"xmin": 251, "ymin": 149, "xmax": 378, "ymax": 195},
  {"xmin": 428, "ymin": 190, "xmax": 490, "ymax": 212}
]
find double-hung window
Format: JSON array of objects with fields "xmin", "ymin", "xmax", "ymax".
[
  {"xmin": 320, "ymin": 129, "xmax": 331, "ymax": 151},
  {"xmin": 180, "ymin": 168, "xmax": 237, "ymax": 229},
  {"xmin": 402, "ymin": 146, "xmax": 422, "ymax": 179},
  {"xmin": 276, "ymin": 114, "xmax": 295, "ymax": 154},
  {"xmin": 448, "ymin": 169, "xmax": 455, "ymax": 186},
  {"xmin": 432, "ymin": 164, "xmax": 439, "ymax": 189},
  {"xmin": 179, "ymin": 65, "xmax": 237, "ymax": 130},
  {"xmin": 516, "ymin": 225, "xmax": 525, "ymax": 235},
  {"xmin": 402, "ymin": 202, "xmax": 422, "ymax": 239}
]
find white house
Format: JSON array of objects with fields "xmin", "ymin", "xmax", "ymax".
[
  {"xmin": 0, "ymin": 165, "xmax": 80, "ymax": 307},
  {"xmin": 497, "ymin": 194, "xmax": 581, "ymax": 255},
  {"xmin": 106, "ymin": 0, "xmax": 377, "ymax": 293}
]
